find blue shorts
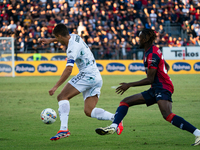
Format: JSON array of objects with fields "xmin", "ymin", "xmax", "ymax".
[{"xmin": 141, "ymin": 88, "xmax": 172, "ymax": 107}]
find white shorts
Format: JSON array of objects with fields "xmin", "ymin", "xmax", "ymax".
[{"xmin": 68, "ymin": 72, "xmax": 102, "ymax": 100}]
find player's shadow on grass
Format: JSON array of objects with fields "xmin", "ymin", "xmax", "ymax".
[{"xmin": 0, "ymin": 138, "xmax": 10, "ymax": 141}]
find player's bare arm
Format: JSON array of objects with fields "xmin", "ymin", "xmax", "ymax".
[
  {"xmin": 39, "ymin": 38, "xmax": 57, "ymax": 45},
  {"xmin": 116, "ymin": 68, "xmax": 157, "ymax": 95},
  {"xmin": 49, "ymin": 66, "xmax": 73, "ymax": 96},
  {"xmin": 164, "ymin": 60, "xmax": 170, "ymax": 72}
]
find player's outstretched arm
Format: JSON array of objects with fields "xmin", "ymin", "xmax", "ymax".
[
  {"xmin": 116, "ymin": 68, "xmax": 157, "ymax": 95},
  {"xmin": 39, "ymin": 38, "xmax": 57, "ymax": 45},
  {"xmin": 49, "ymin": 66, "xmax": 73, "ymax": 96}
]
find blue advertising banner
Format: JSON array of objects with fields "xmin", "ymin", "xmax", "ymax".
[{"xmin": 1, "ymin": 59, "xmax": 200, "ymax": 77}]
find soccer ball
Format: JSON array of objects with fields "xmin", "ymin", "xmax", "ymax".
[{"xmin": 40, "ymin": 108, "xmax": 57, "ymax": 124}]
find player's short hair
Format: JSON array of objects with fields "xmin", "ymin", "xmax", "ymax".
[
  {"xmin": 141, "ymin": 28, "xmax": 157, "ymax": 44},
  {"xmin": 53, "ymin": 23, "xmax": 69, "ymax": 37}
]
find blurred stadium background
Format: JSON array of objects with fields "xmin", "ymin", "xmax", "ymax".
[
  {"xmin": 0, "ymin": 0, "xmax": 200, "ymax": 59},
  {"xmin": 0, "ymin": 0, "xmax": 200, "ymax": 77},
  {"xmin": 0, "ymin": 1, "xmax": 200, "ymax": 149}
]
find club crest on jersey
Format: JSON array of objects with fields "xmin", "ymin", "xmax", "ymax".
[{"xmin": 80, "ymin": 51, "xmax": 85, "ymax": 55}]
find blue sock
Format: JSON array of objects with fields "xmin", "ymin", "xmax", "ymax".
[
  {"xmin": 171, "ymin": 115, "xmax": 197, "ymax": 134},
  {"xmin": 113, "ymin": 102, "xmax": 129, "ymax": 125}
]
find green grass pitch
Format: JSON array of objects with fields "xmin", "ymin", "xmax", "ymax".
[{"xmin": 0, "ymin": 74, "xmax": 200, "ymax": 150}]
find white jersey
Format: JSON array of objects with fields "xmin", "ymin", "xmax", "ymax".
[{"xmin": 66, "ymin": 34, "xmax": 99, "ymax": 73}]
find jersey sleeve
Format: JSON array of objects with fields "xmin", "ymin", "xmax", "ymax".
[
  {"xmin": 66, "ymin": 45, "xmax": 78, "ymax": 67},
  {"xmin": 147, "ymin": 53, "xmax": 160, "ymax": 69}
]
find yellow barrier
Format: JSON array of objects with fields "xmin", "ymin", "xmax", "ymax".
[
  {"xmin": 14, "ymin": 61, "xmax": 68, "ymax": 76},
  {"xmin": 96, "ymin": 60, "xmax": 145, "ymax": 75},
  {"xmin": 1, "ymin": 53, "xmax": 67, "ymax": 61},
  {"xmin": 167, "ymin": 60, "xmax": 200, "ymax": 74},
  {"xmin": 0, "ymin": 61, "xmax": 12, "ymax": 77},
  {"xmin": 0, "ymin": 60, "xmax": 200, "ymax": 76}
]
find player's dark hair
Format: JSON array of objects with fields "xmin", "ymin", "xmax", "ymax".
[
  {"xmin": 53, "ymin": 23, "xmax": 69, "ymax": 37},
  {"xmin": 142, "ymin": 28, "xmax": 157, "ymax": 44}
]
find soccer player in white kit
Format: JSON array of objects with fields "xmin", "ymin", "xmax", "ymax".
[{"xmin": 40, "ymin": 23, "xmax": 123, "ymax": 141}]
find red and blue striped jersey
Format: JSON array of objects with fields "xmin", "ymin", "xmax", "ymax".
[{"xmin": 143, "ymin": 45, "xmax": 174, "ymax": 94}]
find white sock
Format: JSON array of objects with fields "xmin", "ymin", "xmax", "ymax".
[
  {"xmin": 193, "ymin": 129, "xmax": 200, "ymax": 136},
  {"xmin": 110, "ymin": 123, "xmax": 118, "ymax": 129},
  {"xmin": 58, "ymin": 100, "xmax": 70, "ymax": 130},
  {"xmin": 91, "ymin": 108, "xmax": 114, "ymax": 121}
]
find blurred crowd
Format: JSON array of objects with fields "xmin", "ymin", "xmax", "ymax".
[{"xmin": 1, "ymin": 0, "xmax": 200, "ymax": 60}]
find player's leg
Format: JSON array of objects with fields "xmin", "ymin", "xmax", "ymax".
[
  {"xmin": 84, "ymin": 80, "xmax": 126, "ymax": 135},
  {"xmin": 57, "ymin": 82, "xmax": 80, "ymax": 129},
  {"xmin": 110, "ymin": 93, "xmax": 146, "ymax": 127},
  {"xmin": 157, "ymin": 100, "xmax": 200, "ymax": 146},
  {"xmin": 84, "ymin": 95, "xmax": 98, "ymax": 117},
  {"xmin": 95, "ymin": 93, "xmax": 146, "ymax": 135},
  {"xmin": 50, "ymin": 83, "xmax": 80, "ymax": 141},
  {"xmin": 84, "ymin": 95, "xmax": 115, "ymax": 121},
  {"xmin": 57, "ymin": 82, "xmax": 81, "ymax": 101},
  {"xmin": 77, "ymin": 73, "xmax": 115, "ymax": 121}
]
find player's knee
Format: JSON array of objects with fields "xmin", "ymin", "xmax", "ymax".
[
  {"xmin": 57, "ymin": 93, "xmax": 64, "ymax": 101},
  {"xmin": 57, "ymin": 93, "xmax": 69, "ymax": 101},
  {"xmin": 162, "ymin": 112, "xmax": 171, "ymax": 120},
  {"xmin": 121, "ymin": 97, "xmax": 130, "ymax": 105},
  {"xmin": 120, "ymin": 94, "xmax": 145, "ymax": 106},
  {"xmin": 84, "ymin": 109, "xmax": 91, "ymax": 117}
]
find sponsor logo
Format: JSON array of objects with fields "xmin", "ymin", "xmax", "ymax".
[
  {"xmin": 96, "ymin": 63, "xmax": 103, "ymax": 72},
  {"xmin": 0, "ymin": 64, "xmax": 12, "ymax": 73},
  {"xmin": 194, "ymin": 62, "xmax": 200, "ymax": 71},
  {"xmin": 128, "ymin": 63, "xmax": 145, "ymax": 72},
  {"xmin": 148, "ymin": 59, "xmax": 156, "ymax": 63},
  {"xmin": 27, "ymin": 56, "xmax": 48, "ymax": 61},
  {"xmin": 15, "ymin": 64, "xmax": 35, "ymax": 73},
  {"xmin": 172, "ymin": 62, "xmax": 191, "ymax": 72},
  {"xmin": 156, "ymin": 94, "xmax": 162, "ymax": 98},
  {"xmin": 37, "ymin": 63, "xmax": 57, "ymax": 73},
  {"xmin": 171, "ymin": 48, "xmax": 199, "ymax": 59},
  {"xmin": 51, "ymin": 55, "xmax": 67, "ymax": 61},
  {"xmin": 5, "ymin": 56, "xmax": 24, "ymax": 61},
  {"xmin": 106, "ymin": 63, "xmax": 126, "ymax": 72}
]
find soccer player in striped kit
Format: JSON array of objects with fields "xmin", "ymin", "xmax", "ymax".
[{"xmin": 95, "ymin": 28, "xmax": 200, "ymax": 146}]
